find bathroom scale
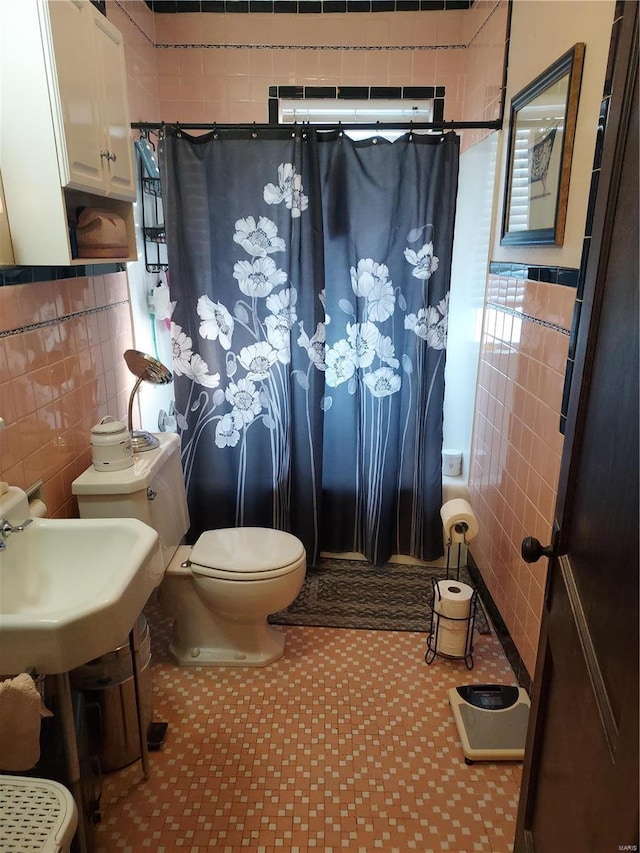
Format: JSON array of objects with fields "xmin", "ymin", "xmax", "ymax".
[{"xmin": 448, "ymin": 684, "xmax": 530, "ymax": 763}]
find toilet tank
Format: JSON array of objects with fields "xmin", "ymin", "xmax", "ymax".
[{"xmin": 72, "ymin": 433, "xmax": 190, "ymax": 570}]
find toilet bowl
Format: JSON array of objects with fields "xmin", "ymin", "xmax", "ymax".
[
  {"xmin": 160, "ymin": 528, "xmax": 306, "ymax": 667},
  {"xmin": 72, "ymin": 433, "xmax": 306, "ymax": 668}
]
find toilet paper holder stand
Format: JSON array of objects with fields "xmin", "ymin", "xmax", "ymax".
[
  {"xmin": 425, "ymin": 533, "xmax": 478, "ymax": 670},
  {"xmin": 425, "ymin": 580, "xmax": 478, "ymax": 670}
]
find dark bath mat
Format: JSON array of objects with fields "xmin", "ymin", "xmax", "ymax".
[{"xmin": 269, "ymin": 558, "xmax": 491, "ymax": 635}]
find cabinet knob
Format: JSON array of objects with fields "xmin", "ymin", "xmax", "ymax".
[
  {"xmin": 100, "ymin": 150, "xmax": 117, "ymax": 163},
  {"xmin": 147, "ymin": 488, "xmax": 157, "ymax": 501}
]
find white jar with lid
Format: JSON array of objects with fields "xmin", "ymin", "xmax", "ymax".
[{"xmin": 90, "ymin": 416, "xmax": 133, "ymax": 472}]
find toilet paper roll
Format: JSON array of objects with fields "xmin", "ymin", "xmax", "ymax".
[
  {"xmin": 28, "ymin": 499, "xmax": 48, "ymax": 519},
  {"xmin": 433, "ymin": 580, "xmax": 474, "ymax": 657},
  {"xmin": 434, "ymin": 580, "xmax": 473, "ymax": 617},
  {"xmin": 434, "ymin": 623, "xmax": 468, "ymax": 657},
  {"xmin": 440, "ymin": 498, "xmax": 479, "ymax": 544}
]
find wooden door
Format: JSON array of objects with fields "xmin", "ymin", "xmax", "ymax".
[{"xmin": 515, "ymin": 6, "xmax": 639, "ymax": 852}]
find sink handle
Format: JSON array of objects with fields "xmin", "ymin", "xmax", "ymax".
[{"xmin": 0, "ymin": 516, "xmax": 33, "ymax": 539}]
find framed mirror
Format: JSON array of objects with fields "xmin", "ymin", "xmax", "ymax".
[{"xmin": 501, "ymin": 43, "xmax": 585, "ymax": 247}]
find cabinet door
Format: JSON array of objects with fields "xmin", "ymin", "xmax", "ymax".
[
  {"xmin": 47, "ymin": 0, "xmax": 107, "ymax": 195},
  {"xmin": 91, "ymin": 10, "xmax": 136, "ymax": 201}
]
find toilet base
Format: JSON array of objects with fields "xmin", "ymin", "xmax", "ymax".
[{"xmin": 168, "ymin": 622, "xmax": 286, "ymax": 668}]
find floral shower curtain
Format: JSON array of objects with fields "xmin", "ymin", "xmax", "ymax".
[
  {"xmin": 317, "ymin": 131, "xmax": 459, "ymax": 563},
  {"xmin": 160, "ymin": 128, "xmax": 326, "ymax": 561},
  {"xmin": 160, "ymin": 127, "xmax": 459, "ymax": 566}
]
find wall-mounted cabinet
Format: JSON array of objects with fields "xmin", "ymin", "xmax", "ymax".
[{"xmin": 0, "ymin": 0, "xmax": 136, "ymax": 266}]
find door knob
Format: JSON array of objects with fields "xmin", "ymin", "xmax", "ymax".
[{"xmin": 521, "ymin": 536, "xmax": 553, "ymax": 563}]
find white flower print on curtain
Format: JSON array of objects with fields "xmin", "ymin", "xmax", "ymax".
[
  {"xmin": 317, "ymin": 131, "xmax": 459, "ymax": 563},
  {"xmin": 160, "ymin": 130, "xmax": 325, "ymax": 561},
  {"xmin": 161, "ymin": 127, "xmax": 459, "ymax": 565}
]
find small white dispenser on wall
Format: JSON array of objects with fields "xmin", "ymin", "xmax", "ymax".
[{"xmin": 442, "ymin": 449, "xmax": 463, "ymax": 477}]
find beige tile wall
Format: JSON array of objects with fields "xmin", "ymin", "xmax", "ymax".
[
  {"xmin": 106, "ymin": 2, "xmax": 507, "ymax": 143},
  {"xmin": 469, "ymin": 270, "xmax": 576, "ymax": 678},
  {"xmin": 107, "ymin": 0, "xmax": 160, "ymax": 122},
  {"xmin": 461, "ymin": 0, "xmax": 507, "ymax": 148},
  {"xmin": 0, "ymin": 273, "xmax": 136, "ymax": 518},
  {"xmin": 153, "ymin": 10, "xmax": 467, "ymax": 125},
  {"xmin": 0, "ymin": 0, "xmax": 508, "ymax": 532}
]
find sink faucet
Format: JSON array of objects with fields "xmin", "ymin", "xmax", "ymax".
[{"xmin": 0, "ymin": 517, "xmax": 33, "ymax": 549}]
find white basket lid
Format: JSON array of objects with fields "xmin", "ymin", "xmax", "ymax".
[
  {"xmin": 0, "ymin": 775, "xmax": 78, "ymax": 852},
  {"xmin": 191, "ymin": 527, "xmax": 305, "ymax": 573}
]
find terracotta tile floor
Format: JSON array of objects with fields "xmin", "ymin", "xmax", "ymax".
[{"xmin": 94, "ymin": 604, "xmax": 521, "ymax": 852}]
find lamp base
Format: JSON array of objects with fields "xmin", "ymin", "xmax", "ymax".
[{"xmin": 131, "ymin": 430, "xmax": 160, "ymax": 453}]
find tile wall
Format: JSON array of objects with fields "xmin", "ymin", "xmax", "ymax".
[
  {"xmin": 468, "ymin": 266, "xmax": 578, "ymax": 679},
  {"xmin": 0, "ymin": 272, "xmax": 136, "ymax": 517},
  {"xmin": 108, "ymin": 0, "xmax": 507, "ymax": 152},
  {"xmin": 0, "ymin": 0, "xmax": 507, "ymax": 540},
  {"xmin": 108, "ymin": 0, "xmax": 161, "ymax": 121},
  {"xmin": 461, "ymin": 0, "xmax": 508, "ymax": 147}
]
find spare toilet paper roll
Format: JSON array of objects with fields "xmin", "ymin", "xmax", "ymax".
[
  {"xmin": 28, "ymin": 499, "xmax": 48, "ymax": 519},
  {"xmin": 433, "ymin": 580, "xmax": 474, "ymax": 657},
  {"xmin": 440, "ymin": 498, "xmax": 479, "ymax": 544}
]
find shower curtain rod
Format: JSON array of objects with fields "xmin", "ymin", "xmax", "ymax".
[{"xmin": 132, "ymin": 119, "xmax": 501, "ymax": 133}]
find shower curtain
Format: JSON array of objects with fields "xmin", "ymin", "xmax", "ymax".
[
  {"xmin": 160, "ymin": 127, "xmax": 459, "ymax": 565},
  {"xmin": 160, "ymin": 128, "xmax": 326, "ymax": 560},
  {"xmin": 317, "ymin": 131, "xmax": 459, "ymax": 563}
]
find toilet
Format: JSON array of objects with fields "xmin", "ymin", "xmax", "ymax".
[{"xmin": 72, "ymin": 433, "xmax": 306, "ymax": 667}]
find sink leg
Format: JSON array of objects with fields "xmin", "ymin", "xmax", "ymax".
[
  {"xmin": 53, "ymin": 672, "xmax": 91, "ymax": 853},
  {"xmin": 129, "ymin": 622, "xmax": 150, "ymax": 780}
]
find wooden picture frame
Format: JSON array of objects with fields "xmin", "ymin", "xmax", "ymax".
[{"xmin": 501, "ymin": 43, "xmax": 585, "ymax": 247}]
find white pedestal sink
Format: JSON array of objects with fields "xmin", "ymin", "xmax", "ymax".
[
  {"xmin": 0, "ymin": 516, "xmax": 161, "ymax": 674},
  {"xmin": 0, "ymin": 485, "xmax": 161, "ymax": 853}
]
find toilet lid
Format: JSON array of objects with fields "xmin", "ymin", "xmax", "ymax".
[{"xmin": 190, "ymin": 527, "xmax": 305, "ymax": 575}]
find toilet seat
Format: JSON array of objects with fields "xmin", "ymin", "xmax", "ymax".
[{"xmin": 186, "ymin": 527, "xmax": 306, "ymax": 581}]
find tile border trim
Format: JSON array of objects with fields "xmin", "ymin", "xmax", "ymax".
[
  {"xmin": 269, "ymin": 83, "xmax": 445, "ymax": 121},
  {"xmin": 0, "ymin": 263, "xmax": 125, "ymax": 288},
  {"xmin": 489, "ymin": 261, "xmax": 579, "ymax": 288},
  {"xmin": 485, "ymin": 302, "xmax": 571, "ymax": 337},
  {"xmin": 156, "ymin": 42, "xmax": 466, "ymax": 50},
  {"xmin": 145, "ymin": 0, "xmax": 473, "ymax": 13},
  {"xmin": 0, "ymin": 302, "xmax": 131, "ymax": 340}
]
